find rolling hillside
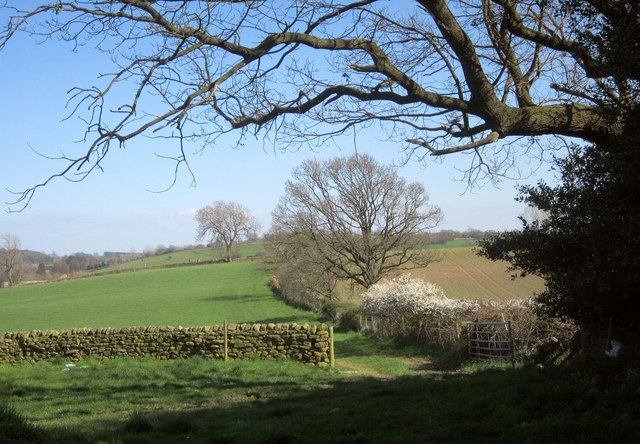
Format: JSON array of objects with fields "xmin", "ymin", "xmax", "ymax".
[
  {"xmin": 91, "ymin": 242, "xmax": 266, "ymax": 274},
  {"xmin": 0, "ymin": 261, "xmax": 318, "ymax": 332}
]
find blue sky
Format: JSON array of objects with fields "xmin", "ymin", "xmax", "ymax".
[{"xmin": 0, "ymin": 12, "xmax": 556, "ymax": 256}]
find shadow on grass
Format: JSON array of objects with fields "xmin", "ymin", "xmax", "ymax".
[{"xmin": 9, "ymin": 359, "xmax": 639, "ymax": 444}]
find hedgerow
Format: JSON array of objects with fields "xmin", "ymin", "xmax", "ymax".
[{"xmin": 360, "ymin": 274, "xmax": 576, "ymax": 356}]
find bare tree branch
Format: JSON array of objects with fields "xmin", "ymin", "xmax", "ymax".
[
  {"xmin": 407, "ymin": 131, "xmax": 500, "ymax": 156},
  {"xmin": 1, "ymin": 0, "xmax": 636, "ymax": 208}
]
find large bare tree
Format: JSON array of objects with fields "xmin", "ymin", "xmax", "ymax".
[
  {"xmin": 1, "ymin": 1, "xmax": 638, "ymax": 208},
  {"xmin": 0, "ymin": 233, "xmax": 23, "ymax": 287},
  {"xmin": 195, "ymin": 200, "xmax": 260, "ymax": 262},
  {"xmin": 272, "ymin": 154, "xmax": 443, "ymax": 289}
]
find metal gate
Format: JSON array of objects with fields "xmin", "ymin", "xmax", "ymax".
[{"xmin": 468, "ymin": 321, "xmax": 514, "ymax": 367}]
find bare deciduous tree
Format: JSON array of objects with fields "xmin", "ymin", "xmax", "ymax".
[
  {"xmin": 272, "ymin": 154, "xmax": 443, "ymax": 289},
  {"xmin": 520, "ymin": 204, "xmax": 549, "ymax": 226},
  {"xmin": 0, "ymin": 233, "xmax": 23, "ymax": 287},
  {"xmin": 195, "ymin": 201, "xmax": 260, "ymax": 262},
  {"xmin": 1, "ymin": 1, "xmax": 638, "ymax": 208}
]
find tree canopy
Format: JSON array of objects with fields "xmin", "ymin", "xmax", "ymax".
[{"xmin": 2, "ymin": 1, "xmax": 639, "ymax": 208}]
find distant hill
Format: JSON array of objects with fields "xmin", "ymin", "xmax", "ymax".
[
  {"xmin": 88, "ymin": 242, "xmax": 266, "ymax": 275},
  {"xmin": 87, "ymin": 239, "xmax": 541, "ymax": 301}
]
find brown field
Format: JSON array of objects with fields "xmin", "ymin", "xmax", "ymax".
[{"xmin": 409, "ymin": 247, "xmax": 545, "ymax": 300}]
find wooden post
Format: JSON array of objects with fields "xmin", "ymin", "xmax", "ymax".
[
  {"xmin": 508, "ymin": 321, "xmax": 515, "ymax": 369},
  {"xmin": 224, "ymin": 320, "xmax": 228, "ymax": 362},
  {"xmin": 329, "ymin": 326, "xmax": 335, "ymax": 368}
]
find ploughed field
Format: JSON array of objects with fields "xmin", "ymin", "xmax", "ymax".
[{"xmin": 415, "ymin": 246, "xmax": 544, "ymax": 300}]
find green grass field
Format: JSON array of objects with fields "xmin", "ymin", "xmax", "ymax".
[
  {"xmin": 92, "ymin": 239, "xmax": 468, "ymax": 275},
  {"xmin": 0, "ymin": 261, "xmax": 317, "ymax": 332},
  {"xmin": 90, "ymin": 239, "xmax": 542, "ymax": 301},
  {"xmin": 2, "ymin": 243, "xmax": 542, "ymax": 333}
]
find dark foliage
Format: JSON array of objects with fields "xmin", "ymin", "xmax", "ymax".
[
  {"xmin": 479, "ymin": 115, "xmax": 640, "ymax": 330},
  {"xmin": 562, "ymin": 0, "xmax": 640, "ymax": 86}
]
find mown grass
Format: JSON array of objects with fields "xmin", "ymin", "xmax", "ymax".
[
  {"xmin": 1, "ymin": 333, "xmax": 638, "ymax": 443},
  {"xmin": 0, "ymin": 261, "xmax": 318, "ymax": 332}
]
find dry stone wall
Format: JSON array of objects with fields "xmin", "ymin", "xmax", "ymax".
[{"xmin": 0, "ymin": 323, "xmax": 332, "ymax": 367}]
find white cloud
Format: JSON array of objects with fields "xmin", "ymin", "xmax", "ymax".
[{"xmin": 177, "ymin": 208, "xmax": 197, "ymax": 217}]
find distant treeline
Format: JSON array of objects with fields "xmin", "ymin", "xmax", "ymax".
[
  {"xmin": 425, "ymin": 228, "xmax": 500, "ymax": 244},
  {"xmin": 16, "ymin": 229, "xmax": 495, "ymax": 277},
  {"xmin": 17, "ymin": 244, "xmax": 209, "ymax": 277}
]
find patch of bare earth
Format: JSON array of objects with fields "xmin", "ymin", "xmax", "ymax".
[{"xmin": 404, "ymin": 358, "xmax": 468, "ymax": 375}]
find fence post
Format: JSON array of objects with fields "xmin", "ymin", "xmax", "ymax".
[
  {"xmin": 224, "ymin": 320, "xmax": 228, "ymax": 362},
  {"xmin": 329, "ymin": 326, "xmax": 335, "ymax": 368},
  {"xmin": 508, "ymin": 320, "xmax": 515, "ymax": 368}
]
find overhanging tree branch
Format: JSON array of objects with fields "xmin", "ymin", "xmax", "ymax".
[
  {"xmin": 408, "ymin": 131, "xmax": 500, "ymax": 156},
  {"xmin": 1, "ymin": 0, "xmax": 637, "ymax": 209}
]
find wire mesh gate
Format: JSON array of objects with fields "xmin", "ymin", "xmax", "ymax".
[{"xmin": 468, "ymin": 321, "xmax": 515, "ymax": 367}]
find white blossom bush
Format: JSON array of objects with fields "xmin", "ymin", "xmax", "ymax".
[
  {"xmin": 361, "ymin": 274, "xmax": 484, "ymax": 320},
  {"xmin": 361, "ymin": 274, "xmax": 463, "ymax": 345},
  {"xmin": 361, "ymin": 274, "xmax": 450, "ymax": 318}
]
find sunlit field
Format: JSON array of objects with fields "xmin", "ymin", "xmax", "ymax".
[{"xmin": 0, "ymin": 261, "xmax": 317, "ymax": 332}]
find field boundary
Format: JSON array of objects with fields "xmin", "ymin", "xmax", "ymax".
[{"xmin": 0, "ymin": 323, "xmax": 333, "ymax": 367}]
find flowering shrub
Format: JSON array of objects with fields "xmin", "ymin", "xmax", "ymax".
[
  {"xmin": 361, "ymin": 274, "xmax": 450, "ymax": 317},
  {"xmin": 361, "ymin": 274, "xmax": 481, "ymax": 319},
  {"xmin": 361, "ymin": 275, "xmax": 463, "ymax": 345}
]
